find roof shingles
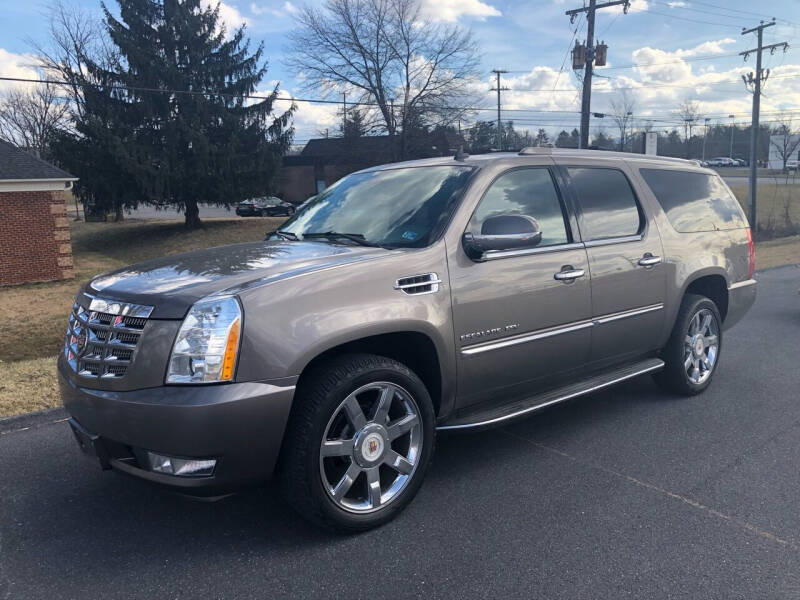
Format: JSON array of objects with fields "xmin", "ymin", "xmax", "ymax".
[{"xmin": 0, "ymin": 139, "xmax": 75, "ymax": 181}]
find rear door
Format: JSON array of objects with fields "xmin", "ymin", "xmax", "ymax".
[{"xmin": 562, "ymin": 163, "xmax": 666, "ymax": 367}]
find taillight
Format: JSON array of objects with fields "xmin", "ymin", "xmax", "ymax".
[{"xmin": 746, "ymin": 228, "xmax": 755, "ymax": 279}]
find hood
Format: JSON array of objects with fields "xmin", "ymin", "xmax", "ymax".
[{"xmin": 84, "ymin": 241, "xmax": 390, "ymax": 319}]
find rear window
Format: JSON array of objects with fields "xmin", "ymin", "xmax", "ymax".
[
  {"xmin": 640, "ymin": 169, "xmax": 747, "ymax": 233},
  {"xmin": 568, "ymin": 167, "xmax": 643, "ymax": 241}
]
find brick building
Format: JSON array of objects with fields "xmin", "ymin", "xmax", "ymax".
[{"xmin": 0, "ymin": 140, "xmax": 78, "ymax": 286}]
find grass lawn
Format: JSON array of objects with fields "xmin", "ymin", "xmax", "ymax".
[
  {"xmin": 727, "ymin": 183, "xmax": 800, "ymax": 237},
  {"xmin": 1, "ymin": 214, "xmax": 799, "ymax": 419}
]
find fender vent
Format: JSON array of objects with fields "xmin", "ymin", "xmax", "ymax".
[{"xmin": 394, "ymin": 273, "xmax": 442, "ymax": 295}]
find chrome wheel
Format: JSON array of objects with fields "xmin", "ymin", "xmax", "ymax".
[
  {"xmin": 319, "ymin": 382, "xmax": 422, "ymax": 513},
  {"xmin": 683, "ymin": 308, "xmax": 719, "ymax": 385}
]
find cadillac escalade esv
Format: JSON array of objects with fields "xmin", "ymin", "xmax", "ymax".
[{"xmin": 59, "ymin": 148, "xmax": 757, "ymax": 531}]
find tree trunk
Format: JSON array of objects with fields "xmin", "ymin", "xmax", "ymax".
[
  {"xmin": 114, "ymin": 204, "xmax": 124, "ymax": 222},
  {"xmin": 184, "ymin": 200, "xmax": 202, "ymax": 229}
]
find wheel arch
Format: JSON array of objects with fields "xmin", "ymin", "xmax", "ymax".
[
  {"xmin": 682, "ymin": 272, "xmax": 729, "ymax": 322},
  {"xmin": 294, "ymin": 328, "xmax": 449, "ymax": 418}
]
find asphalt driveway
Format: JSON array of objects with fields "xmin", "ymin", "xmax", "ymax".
[{"xmin": 1, "ymin": 265, "xmax": 799, "ymax": 599}]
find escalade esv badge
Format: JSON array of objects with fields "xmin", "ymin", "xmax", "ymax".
[{"xmin": 460, "ymin": 323, "xmax": 520, "ymax": 342}]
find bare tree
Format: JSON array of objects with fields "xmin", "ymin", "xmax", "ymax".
[
  {"xmin": 28, "ymin": 1, "xmax": 117, "ymax": 120},
  {"xmin": 286, "ymin": 0, "xmax": 482, "ymax": 158},
  {"xmin": 675, "ymin": 99, "xmax": 701, "ymax": 158},
  {"xmin": 0, "ymin": 80, "xmax": 69, "ymax": 154},
  {"xmin": 609, "ymin": 90, "xmax": 635, "ymax": 152},
  {"xmin": 769, "ymin": 112, "xmax": 800, "ymax": 171}
]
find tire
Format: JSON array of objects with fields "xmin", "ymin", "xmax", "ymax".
[
  {"xmin": 654, "ymin": 293, "xmax": 723, "ymax": 396},
  {"xmin": 279, "ymin": 353, "xmax": 436, "ymax": 532}
]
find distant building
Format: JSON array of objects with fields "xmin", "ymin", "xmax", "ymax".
[
  {"xmin": 0, "ymin": 140, "xmax": 78, "ymax": 286},
  {"xmin": 279, "ymin": 136, "xmax": 396, "ymax": 204},
  {"xmin": 279, "ymin": 131, "xmax": 464, "ymax": 204},
  {"xmin": 768, "ymin": 133, "xmax": 800, "ymax": 169}
]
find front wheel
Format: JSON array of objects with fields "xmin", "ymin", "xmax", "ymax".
[
  {"xmin": 654, "ymin": 293, "xmax": 722, "ymax": 396},
  {"xmin": 279, "ymin": 354, "xmax": 435, "ymax": 532}
]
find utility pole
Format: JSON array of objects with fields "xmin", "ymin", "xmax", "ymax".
[
  {"xmin": 740, "ymin": 19, "xmax": 788, "ymax": 234},
  {"xmin": 490, "ymin": 69, "xmax": 510, "ymax": 150},
  {"xmin": 702, "ymin": 117, "xmax": 711, "ymax": 161},
  {"xmin": 342, "ymin": 92, "xmax": 347, "ymax": 133},
  {"xmin": 566, "ymin": 0, "xmax": 630, "ymax": 149},
  {"xmin": 729, "ymin": 114, "xmax": 735, "ymax": 159}
]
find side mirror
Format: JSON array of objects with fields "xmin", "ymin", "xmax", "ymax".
[{"xmin": 462, "ymin": 214, "xmax": 543, "ymax": 261}]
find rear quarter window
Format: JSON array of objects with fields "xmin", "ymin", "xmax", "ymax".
[{"xmin": 639, "ymin": 169, "xmax": 747, "ymax": 233}]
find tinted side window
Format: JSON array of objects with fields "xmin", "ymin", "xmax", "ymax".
[
  {"xmin": 640, "ymin": 169, "xmax": 747, "ymax": 233},
  {"xmin": 471, "ymin": 168, "xmax": 569, "ymax": 246},
  {"xmin": 568, "ymin": 168, "xmax": 643, "ymax": 240}
]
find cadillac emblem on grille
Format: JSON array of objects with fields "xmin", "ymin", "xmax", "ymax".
[{"xmin": 64, "ymin": 295, "xmax": 154, "ymax": 379}]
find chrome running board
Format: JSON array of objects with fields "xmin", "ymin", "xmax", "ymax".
[{"xmin": 437, "ymin": 358, "xmax": 664, "ymax": 432}]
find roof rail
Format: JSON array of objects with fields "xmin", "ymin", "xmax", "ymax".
[{"xmin": 518, "ymin": 147, "xmax": 553, "ymax": 155}]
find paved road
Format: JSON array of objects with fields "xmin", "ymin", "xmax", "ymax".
[{"xmin": 2, "ymin": 266, "xmax": 799, "ymax": 599}]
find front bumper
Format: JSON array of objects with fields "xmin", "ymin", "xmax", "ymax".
[
  {"xmin": 724, "ymin": 278, "xmax": 757, "ymax": 330},
  {"xmin": 58, "ymin": 358, "xmax": 295, "ymax": 496}
]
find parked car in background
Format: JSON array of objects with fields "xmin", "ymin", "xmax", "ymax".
[
  {"xmin": 707, "ymin": 157, "xmax": 735, "ymax": 167},
  {"xmin": 59, "ymin": 148, "xmax": 756, "ymax": 532},
  {"xmin": 236, "ymin": 197, "xmax": 296, "ymax": 217},
  {"xmin": 235, "ymin": 198, "xmax": 264, "ymax": 217}
]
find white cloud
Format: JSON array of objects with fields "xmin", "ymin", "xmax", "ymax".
[
  {"xmin": 0, "ymin": 48, "xmax": 38, "ymax": 94},
  {"xmin": 420, "ymin": 0, "xmax": 501, "ymax": 22},
  {"xmin": 667, "ymin": 1, "xmax": 687, "ymax": 6},
  {"xmin": 202, "ymin": 0, "xmax": 249, "ymax": 32},
  {"xmin": 607, "ymin": 0, "xmax": 648, "ymax": 14},
  {"xmin": 250, "ymin": 1, "xmax": 297, "ymax": 17}
]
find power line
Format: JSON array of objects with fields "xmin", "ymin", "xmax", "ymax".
[
  {"xmin": 642, "ymin": 9, "xmax": 746, "ymax": 29},
  {"xmin": 686, "ymin": 0, "xmax": 800, "ymax": 27}
]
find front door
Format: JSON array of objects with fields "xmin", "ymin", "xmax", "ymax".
[
  {"xmin": 449, "ymin": 166, "xmax": 592, "ymax": 409},
  {"xmin": 563, "ymin": 165, "xmax": 666, "ymax": 366}
]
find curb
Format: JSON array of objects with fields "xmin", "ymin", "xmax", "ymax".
[{"xmin": 0, "ymin": 407, "xmax": 67, "ymax": 434}]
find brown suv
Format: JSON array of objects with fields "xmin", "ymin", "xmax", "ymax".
[{"xmin": 59, "ymin": 148, "xmax": 756, "ymax": 531}]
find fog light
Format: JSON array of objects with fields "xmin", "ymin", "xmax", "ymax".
[{"xmin": 147, "ymin": 452, "xmax": 217, "ymax": 477}]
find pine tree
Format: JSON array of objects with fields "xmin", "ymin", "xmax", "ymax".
[{"xmin": 84, "ymin": 0, "xmax": 294, "ymax": 228}]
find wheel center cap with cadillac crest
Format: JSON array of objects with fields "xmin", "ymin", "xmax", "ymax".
[{"xmin": 354, "ymin": 424, "xmax": 387, "ymax": 466}]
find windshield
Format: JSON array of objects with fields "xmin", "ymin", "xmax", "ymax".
[{"xmin": 275, "ymin": 165, "xmax": 475, "ymax": 248}]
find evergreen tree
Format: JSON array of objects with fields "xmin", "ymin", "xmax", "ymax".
[
  {"xmin": 81, "ymin": 0, "xmax": 294, "ymax": 228},
  {"xmin": 340, "ymin": 108, "xmax": 367, "ymax": 139}
]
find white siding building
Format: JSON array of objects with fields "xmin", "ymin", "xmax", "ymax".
[{"xmin": 768, "ymin": 133, "xmax": 800, "ymax": 169}]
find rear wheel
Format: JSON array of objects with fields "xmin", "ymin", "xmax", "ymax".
[
  {"xmin": 279, "ymin": 354, "xmax": 435, "ymax": 532},
  {"xmin": 654, "ymin": 293, "xmax": 722, "ymax": 396}
]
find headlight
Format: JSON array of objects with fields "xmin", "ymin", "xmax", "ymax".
[{"xmin": 166, "ymin": 296, "xmax": 242, "ymax": 384}]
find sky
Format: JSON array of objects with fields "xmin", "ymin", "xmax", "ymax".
[{"xmin": 1, "ymin": 0, "xmax": 799, "ymax": 144}]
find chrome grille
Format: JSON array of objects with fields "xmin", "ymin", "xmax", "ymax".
[{"xmin": 64, "ymin": 296, "xmax": 153, "ymax": 379}]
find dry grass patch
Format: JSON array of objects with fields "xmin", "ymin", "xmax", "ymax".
[
  {"xmin": 728, "ymin": 183, "xmax": 800, "ymax": 237},
  {"xmin": 755, "ymin": 235, "xmax": 800, "ymax": 270},
  {"xmin": 0, "ymin": 356, "xmax": 60, "ymax": 418}
]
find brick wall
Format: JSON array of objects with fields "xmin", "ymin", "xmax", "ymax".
[{"xmin": 0, "ymin": 189, "xmax": 75, "ymax": 286}]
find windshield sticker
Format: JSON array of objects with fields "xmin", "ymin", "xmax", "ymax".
[{"xmin": 401, "ymin": 231, "xmax": 419, "ymax": 241}]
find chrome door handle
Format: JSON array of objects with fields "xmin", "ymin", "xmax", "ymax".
[
  {"xmin": 554, "ymin": 268, "xmax": 586, "ymax": 281},
  {"xmin": 638, "ymin": 254, "xmax": 662, "ymax": 267}
]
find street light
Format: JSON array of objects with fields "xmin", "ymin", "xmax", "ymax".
[
  {"xmin": 729, "ymin": 114, "xmax": 736, "ymax": 159},
  {"xmin": 702, "ymin": 117, "xmax": 711, "ymax": 161}
]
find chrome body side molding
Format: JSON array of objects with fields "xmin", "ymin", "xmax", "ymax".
[{"xmin": 460, "ymin": 303, "xmax": 664, "ymax": 356}]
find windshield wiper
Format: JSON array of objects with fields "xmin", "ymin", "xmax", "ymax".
[
  {"xmin": 274, "ymin": 229, "xmax": 299, "ymax": 241},
  {"xmin": 302, "ymin": 231, "xmax": 380, "ymax": 247}
]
